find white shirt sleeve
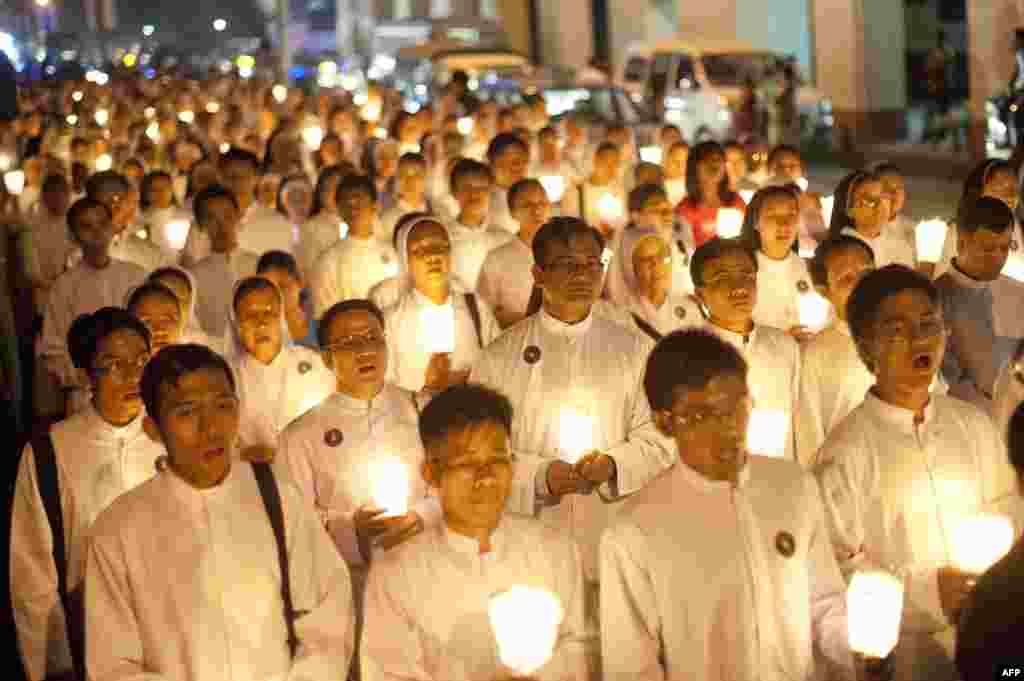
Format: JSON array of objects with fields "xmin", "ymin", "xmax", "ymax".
[{"xmin": 311, "ymin": 254, "xmax": 340, "ymax": 320}]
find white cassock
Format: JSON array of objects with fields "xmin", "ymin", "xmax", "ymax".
[
  {"xmin": 601, "ymin": 457, "xmax": 854, "ymax": 681},
  {"xmin": 239, "ymin": 204, "xmax": 299, "ymax": 257},
  {"xmin": 361, "ymin": 517, "xmax": 589, "ymax": 681},
  {"xmin": 752, "ymin": 250, "xmax": 816, "ymax": 332},
  {"xmin": 378, "ymin": 199, "xmax": 428, "ymax": 244},
  {"xmin": 23, "ymin": 210, "xmax": 77, "ymax": 316},
  {"xmin": 311, "ymin": 235, "xmax": 399, "ymax": 318},
  {"xmin": 936, "ymin": 221, "xmax": 1024, "ymax": 280},
  {"xmin": 230, "ymin": 345, "xmax": 335, "ymax": 449},
  {"xmin": 10, "ymin": 406, "xmax": 163, "ymax": 681},
  {"xmin": 84, "ymin": 463, "xmax": 355, "ymax": 681},
  {"xmin": 37, "ymin": 259, "xmax": 148, "ymax": 391},
  {"xmin": 697, "ymin": 321, "xmax": 801, "ymax": 463},
  {"xmin": 814, "ymin": 392, "xmax": 1021, "ymax": 681},
  {"xmin": 841, "ymin": 226, "xmax": 916, "ymax": 269},
  {"xmin": 626, "ymin": 293, "xmax": 702, "ymax": 341},
  {"xmin": 297, "ymin": 213, "xmax": 343, "ymax": 281},
  {"xmin": 179, "ymin": 223, "xmax": 212, "ymax": 269},
  {"xmin": 447, "ymin": 220, "xmax": 515, "ymax": 291},
  {"xmin": 188, "ymin": 250, "xmax": 260, "ymax": 339},
  {"xmin": 488, "ymin": 187, "xmax": 519, "ymax": 235},
  {"xmin": 469, "ymin": 309, "xmax": 674, "ymax": 580},
  {"xmin": 384, "ymin": 287, "xmax": 500, "ymax": 392},
  {"xmin": 142, "ymin": 206, "xmax": 193, "ymax": 257}
]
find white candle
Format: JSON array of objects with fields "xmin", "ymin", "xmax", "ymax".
[
  {"xmin": 746, "ymin": 408, "xmax": 788, "ymax": 458},
  {"xmin": 419, "ymin": 304, "xmax": 456, "ymax": 354},
  {"xmin": 914, "ymin": 219, "xmax": 948, "ymax": 264},
  {"xmin": 177, "ymin": 110, "xmax": 195, "ymax": 125},
  {"xmin": 489, "ymin": 586, "xmax": 564, "ymax": 676},
  {"xmin": 951, "ymin": 513, "xmax": 1014, "ymax": 574},
  {"xmin": 95, "ymin": 154, "xmax": 113, "ymax": 172},
  {"xmin": 716, "ymin": 207, "xmax": 744, "ymax": 239},
  {"xmin": 739, "ymin": 189, "xmax": 755, "ymax": 204},
  {"xmin": 4, "ymin": 170, "xmax": 25, "ymax": 195},
  {"xmin": 596, "ymin": 193, "xmax": 624, "ymax": 224},
  {"xmin": 820, "ymin": 195, "xmax": 835, "ymax": 225},
  {"xmin": 372, "ymin": 126, "xmax": 388, "ymax": 140},
  {"xmin": 558, "ymin": 405, "xmax": 594, "ymax": 464},
  {"xmin": 539, "ymin": 175, "xmax": 566, "ymax": 203},
  {"xmin": 219, "ymin": 142, "xmax": 231, "ymax": 154},
  {"xmin": 457, "ymin": 117, "xmax": 474, "ymax": 136},
  {"xmin": 369, "ymin": 456, "xmax": 410, "ymax": 518},
  {"xmin": 639, "ymin": 145, "xmax": 663, "ymax": 165},
  {"xmin": 848, "ymin": 570, "xmax": 904, "ymax": 659},
  {"xmin": 798, "ymin": 291, "xmax": 831, "ymax": 331},
  {"xmin": 164, "ymin": 220, "xmax": 190, "ymax": 251},
  {"xmin": 302, "ymin": 125, "xmax": 324, "ymax": 151},
  {"xmin": 94, "ymin": 108, "xmax": 109, "ymax": 126},
  {"xmin": 796, "ymin": 177, "xmax": 809, "ymax": 191}
]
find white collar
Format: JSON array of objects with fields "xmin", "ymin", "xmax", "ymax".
[
  {"xmin": 411, "ymin": 287, "xmax": 453, "ymax": 309},
  {"xmin": 538, "ymin": 306, "xmax": 595, "ymax": 339},
  {"xmin": 443, "ymin": 521, "xmax": 505, "ymax": 557},
  {"xmin": 708, "ymin": 319, "xmax": 757, "ymax": 348},
  {"xmin": 669, "ymin": 457, "xmax": 751, "ymax": 494},
  {"xmin": 862, "ymin": 389, "xmax": 937, "ymax": 434},
  {"xmin": 330, "ymin": 384, "xmax": 390, "ymax": 411},
  {"xmin": 83, "ymin": 402, "xmax": 145, "ymax": 442}
]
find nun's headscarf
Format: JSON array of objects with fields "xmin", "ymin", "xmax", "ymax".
[
  {"xmin": 147, "ymin": 266, "xmax": 204, "ymax": 339},
  {"xmin": 621, "ymin": 227, "xmax": 671, "ymax": 317},
  {"xmin": 225, "ymin": 275, "xmax": 294, "ymax": 365},
  {"xmin": 394, "ymin": 215, "xmax": 469, "ymax": 296}
]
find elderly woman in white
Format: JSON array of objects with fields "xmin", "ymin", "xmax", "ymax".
[
  {"xmin": 618, "ymin": 227, "xmax": 702, "ymax": 342},
  {"xmin": 382, "ymin": 216, "xmax": 500, "ymax": 394},
  {"xmin": 226, "ymin": 276, "xmax": 334, "ymax": 450}
]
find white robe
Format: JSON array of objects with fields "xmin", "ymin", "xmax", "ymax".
[
  {"xmin": 310, "ymin": 235, "xmax": 399, "ymax": 318},
  {"xmin": 488, "ymin": 187, "xmax": 519, "ymax": 235},
  {"xmin": 23, "ymin": 210, "xmax": 77, "ymax": 316},
  {"xmin": 383, "ymin": 287, "xmax": 500, "ymax": 392},
  {"xmin": 361, "ymin": 517, "xmax": 589, "ymax": 681},
  {"xmin": 84, "ymin": 463, "xmax": 354, "ymax": 681},
  {"xmin": 110, "ymin": 231, "xmax": 169, "ymax": 273},
  {"xmin": 142, "ymin": 206, "xmax": 193, "ymax": 257},
  {"xmin": 752, "ymin": 250, "xmax": 816, "ymax": 332},
  {"xmin": 814, "ymin": 392, "xmax": 1020, "ymax": 681},
  {"xmin": 10, "ymin": 406, "xmax": 163, "ymax": 681},
  {"xmin": 297, "ymin": 213, "xmax": 344, "ymax": 281},
  {"xmin": 841, "ymin": 226, "xmax": 916, "ymax": 269},
  {"xmin": 37, "ymin": 259, "xmax": 148, "ymax": 389},
  {"xmin": 230, "ymin": 344, "xmax": 336, "ymax": 449},
  {"xmin": 626, "ymin": 293, "xmax": 703, "ymax": 340},
  {"xmin": 469, "ymin": 309, "xmax": 674, "ymax": 579},
  {"xmin": 446, "ymin": 219, "xmax": 515, "ymax": 292},
  {"xmin": 477, "ymin": 236, "xmax": 535, "ymax": 324},
  {"xmin": 239, "ymin": 204, "xmax": 299, "ymax": 258},
  {"xmin": 188, "ymin": 250, "xmax": 260, "ymax": 339},
  {"xmin": 601, "ymin": 457, "xmax": 854, "ymax": 681},
  {"xmin": 991, "ymin": 357, "xmax": 1024, "ymax": 442}
]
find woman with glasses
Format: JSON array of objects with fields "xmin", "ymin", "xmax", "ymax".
[
  {"xmin": 619, "ymin": 226, "xmax": 701, "ymax": 341},
  {"xmin": 381, "ymin": 216, "xmax": 499, "ymax": 394},
  {"xmin": 11, "ymin": 307, "xmax": 163, "ymax": 681},
  {"xmin": 828, "ymin": 169, "xmax": 916, "ymax": 269}
]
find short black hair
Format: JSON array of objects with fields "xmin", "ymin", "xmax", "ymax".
[
  {"xmin": 629, "ymin": 183, "xmax": 668, "ymax": 213},
  {"xmin": 67, "ymin": 197, "xmax": 112, "ymax": 237},
  {"xmin": 690, "ymin": 238, "xmax": 758, "ymax": 288},
  {"xmin": 450, "ymin": 158, "xmax": 493, "ymax": 193},
  {"xmin": 532, "ymin": 216, "xmax": 606, "ymax": 268},
  {"xmin": 257, "ymin": 250, "xmax": 302, "ymax": 280},
  {"xmin": 140, "ymin": 344, "xmax": 236, "ymax": 425},
  {"xmin": 418, "ymin": 383, "xmax": 514, "ymax": 460},
  {"xmin": 218, "ymin": 148, "xmax": 260, "ymax": 172},
  {"xmin": 846, "ymin": 265, "xmax": 940, "ymax": 370},
  {"xmin": 317, "ymin": 299, "xmax": 386, "ymax": 349},
  {"xmin": 686, "ymin": 141, "xmax": 736, "ymax": 206},
  {"xmin": 958, "ymin": 197, "xmax": 1015, "ymax": 235},
  {"xmin": 68, "ymin": 306, "xmax": 151, "ymax": 375},
  {"xmin": 1007, "ymin": 403, "xmax": 1024, "ymax": 475},
  {"xmin": 486, "ymin": 133, "xmax": 529, "ymax": 165},
  {"xmin": 149, "ymin": 267, "xmax": 193, "ymax": 295},
  {"xmin": 85, "ymin": 170, "xmax": 132, "ymax": 198},
  {"xmin": 140, "ymin": 170, "xmax": 173, "ymax": 209},
  {"xmin": 232, "ymin": 276, "xmax": 281, "ymax": 315},
  {"xmin": 739, "ymin": 185, "xmax": 800, "ymax": 254},
  {"xmin": 42, "ymin": 172, "xmax": 69, "ymax": 194},
  {"xmin": 828, "ymin": 170, "xmax": 880, "ymax": 238},
  {"xmin": 193, "ymin": 184, "xmax": 239, "ymax": 225},
  {"xmin": 126, "ymin": 282, "xmax": 182, "ymax": 315},
  {"xmin": 644, "ymin": 328, "xmax": 748, "ymax": 411},
  {"xmin": 335, "ymin": 173, "xmax": 378, "ymax": 205},
  {"xmin": 808, "ymin": 235, "xmax": 876, "ymax": 289},
  {"xmin": 507, "ymin": 178, "xmax": 544, "ymax": 212}
]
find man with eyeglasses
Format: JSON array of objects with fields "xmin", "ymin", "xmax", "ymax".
[
  {"xmin": 936, "ymin": 198, "xmax": 1023, "ymax": 411},
  {"xmin": 815, "ymin": 265, "xmax": 1019, "ymax": 681},
  {"xmin": 689, "ymin": 238, "xmax": 801, "ymax": 462},
  {"xmin": 470, "ymin": 217, "xmax": 673, "ymax": 677},
  {"xmin": 361, "ymin": 383, "xmax": 588, "ymax": 681},
  {"xmin": 276, "ymin": 299, "xmax": 440, "ymax": 677},
  {"xmin": 601, "ymin": 328, "xmax": 855, "ymax": 681}
]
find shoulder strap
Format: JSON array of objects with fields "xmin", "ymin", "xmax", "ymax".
[
  {"xmin": 578, "ymin": 184, "xmax": 587, "ymax": 222},
  {"xmin": 526, "ymin": 286, "xmax": 543, "ymax": 317},
  {"xmin": 464, "ymin": 293, "xmax": 483, "ymax": 348},
  {"xmin": 631, "ymin": 313, "xmax": 663, "ymax": 342},
  {"xmin": 251, "ymin": 462, "xmax": 300, "ymax": 660}
]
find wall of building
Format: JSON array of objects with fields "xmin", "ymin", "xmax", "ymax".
[{"xmin": 735, "ymin": 0, "xmax": 812, "ymax": 78}]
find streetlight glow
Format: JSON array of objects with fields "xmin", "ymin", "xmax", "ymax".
[
  {"xmin": 142, "ymin": 25, "xmax": 155, "ymax": 37},
  {"xmin": 213, "ymin": 18, "xmax": 227, "ymax": 32}
]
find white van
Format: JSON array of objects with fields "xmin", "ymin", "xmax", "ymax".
[{"xmin": 619, "ymin": 37, "xmax": 833, "ymax": 143}]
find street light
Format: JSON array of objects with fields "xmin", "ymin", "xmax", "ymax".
[
  {"xmin": 213, "ymin": 18, "xmax": 227, "ymax": 32},
  {"xmin": 142, "ymin": 25, "xmax": 155, "ymax": 37},
  {"xmin": 35, "ymin": 0, "xmax": 50, "ymax": 7}
]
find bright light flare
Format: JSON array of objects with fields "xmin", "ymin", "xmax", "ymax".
[
  {"xmin": 639, "ymin": 145, "xmax": 663, "ymax": 165},
  {"xmin": 848, "ymin": 570, "xmax": 904, "ymax": 659},
  {"xmin": 457, "ymin": 117, "xmax": 474, "ymax": 136},
  {"xmin": 419, "ymin": 304, "xmax": 455, "ymax": 354},
  {"xmin": 95, "ymin": 154, "xmax": 113, "ymax": 172},
  {"xmin": 302, "ymin": 125, "xmax": 324, "ymax": 150},
  {"xmin": 716, "ymin": 207, "xmax": 744, "ymax": 239},
  {"xmin": 746, "ymin": 408, "xmax": 788, "ymax": 458},
  {"xmin": 369, "ymin": 456, "xmax": 410, "ymax": 518},
  {"xmin": 914, "ymin": 219, "xmax": 948, "ymax": 264},
  {"xmin": 951, "ymin": 513, "xmax": 1014, "ymax": 575},
  {"xmin": 489, "ymin": 586, "xmax": 564, "ymax": 677},
  {"xmin": 164, "ymin": 220, "xmax": 190, "ymax": 251},
  {"xmin": 539, "ymin": 175, "xmax": 566, "ymax": 203},
  {"xmin": 596, "ymin": 193, "xmax": 624, "ymax": 224},
  {"xmin": 558, "ymin": 405, "xmax": 594, "ymax": 465},
  {"xmin": 798, "ymin": 291, "xmax": 831, "ymax": 331},
  {"xmin": 4, "ymin": 170, "xmax": 25, "ymax": 195}
]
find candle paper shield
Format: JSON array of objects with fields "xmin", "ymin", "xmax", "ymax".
[
  {"xmin": 96, "ymin": 154, "xmax": 113, "ymax": 172},
  {"xmin": 951, "ymin": 513, "xmax": 1014, "ymax": 574},
  {"xmin": 914, "ymin": 219, "xmax": 949, "ymax": 263},
  {"xmin": 848, "ymin": 570, "xmax": 904, "ymax": 659},
  {"xmin": 303, "ymin": 125, "xmax": 324, "ymax": 151},
  {"xmin": 165, "ymin": 221, "xmax": 190, "ymax": 251},
  {"xmin": 820, "ymin": 195, "xmax": 835, "ymax": 225},
  {"xmin": 419, "ymin": 304, "xmax": 456, "ymax": 354},
  {"xmin": 639, "ymin": 146, "xmax": 663, "ymax": 165},
  {"xmin": 4, "ymin": 170, "xmax": 25, "ymax": 195},
  {"xmin": 489, "ymin": 586, "xmax": 564, "ymax": 676},
  {"xmin": 746, "ymin": 408, "xmax": 788, "ymax": 458},
  {"xmin": 798, "ymin": 291, "xmax": 831, "ymax": 331},
  {"xmin": 717, "ymin": 208, "xmax": 744, "ymax": 239},
  {"xmin": 369, "ymin": 456, "xmax": 410, "ymax": 518},
  {"xmin": 558, "ymin": 405, "xmax": 594, "ymax": 464},
  {"xmin": 539, "ymin": 175, "xmax": 566, "ymax": 204}
]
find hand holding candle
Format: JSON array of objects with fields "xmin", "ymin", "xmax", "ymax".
[
  {"xmin": 914, "ymin": 219, "xmax": 948, "ymax": 264},
  {"xmin": 716, "ymin": 208, "xmax": 744, "ymax": 239},
  {"xmin": 489, "ymin": 586, "xmax": 564, "ymax": 677},
  {"xmin": 369, "ymin": 456, "xmax": 411, "ymax": 518},
  {"xmin": 848, "ymin": 570, "xmax": 904, "ymax": 660},
  {"xmin": 558, "ymin": 405, "xmax": 594, "ymax": 465}
]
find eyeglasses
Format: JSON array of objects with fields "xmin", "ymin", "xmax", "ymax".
[
  {"xmin": 94, "ymin": 354, "xmax": 149, "ymax": 378},
  {"xmin": 542, "ymin": 257, "xmax": 604, "ymax": 275},
  {"xmin": 875, "ymin": 317, "xmax": 946, "ymax": 344},
  {"xmin": 323, "ymin": 331, "xmax": 386, "ymax": 353},
  {"xmin": 667, "ymin": 395, "xmax": 751, "ymax": 431}
]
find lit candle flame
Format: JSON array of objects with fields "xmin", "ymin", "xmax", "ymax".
[
  {"xmin": 739, "ymin": 189, "xmax": 755, "ymax": 204},
  {"xmin": 796, "ymin": 177, "xmax": 809, "ymax": 191},
  {"xmin": 798, "ymin": 291, "xmax": 831, "ymax": 331},
  {"xmin": 302, "ymin": 125, "xmax": 324, "ymax": 151},
  {"xmin": 914, "ymin": 219, "xmax": 948, "ymax": 264},
  {"xmin": 94, "ymin": 109, "xmax": 109, "ymax": 126},
  {"xmin": 177, "ymin": 110, "xmax": 195, "ymax": 125},
  {"xmin": 716, "ymin": 208, "xmax": 744, "ymax": 239},
  {"xmin": 596, "ymin": 193, "xmax": 624, "ymax": 224},
  {"xmin": 746, "ymin": 408, "xmax": 788, "ymax": 458},
  {"xmin": 0, "ymin": 153, "xmax": 11, "ymax": 171},
  {"xmin": 205, "ymin": 101, "xmax": 221, "ymax": 114},
  {"xmin": 820, "ymin": 195, "xmax": 835, "ymax": 225},
  {"xmin": 457, "ymin": 117, "xmax": 474, "ymax": 136},
  {"xmin": 848, "ymin": 570, "xmax": 904, "ymax": 659},
  {"xmin": 558, "ymin": 405, "xmax": 594, "ymax": 465},
  {"xmin": 639, "ymin": 146, "xmax": 663, "ymax": 165},
  {"xmin": 95, "ymin": 154, "xmax": 113, "ymax": 172},
  {"xmin": 419, "ymin": 304, "xmax": 456, "ymax": 354},
  {"xmin": 372, "ymin": 126, "xmax": 388, "ymax": 140},
  {"xmin": 272, "ymin": 84, "xmax": 288, "ymax": 103},
  {"xmin": 165, "ymin": 220, "xmax": 190, "ymax": 251},
  {"xmin": 539, "ymin": 175, "xmax": 566, "ymax": 203},
  {"xmin": 362, "ymin": 102, "xmax": 382, "ymax": 123},
  {"xmin": 4, "ymin": 170, "xmax": 25, "ymax": 195},
  {"xmin": 66, "ymin": 114, "xmax": 78, "ymax": 126},
  {"xmin": 489, "ymin": 586, "xmax": 564, "ymax": 676},
  {"xmin": 951, "ymin": 513, "xmax": 1014, "ymax": 574},
  {"xmin": 369, "ymin": 456, "xmax": 410, "ymax": 518},
  {"xmin": 219, "ymin": 142, "xmax": 231, "ymax": 154}
]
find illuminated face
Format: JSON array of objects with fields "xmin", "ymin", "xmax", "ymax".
[
  {"xmin": 91, "ymin": 329, "xmax": 151, "ymax": 426},
  {"xmin": 510, "ymin": 183, "xmax": 551, "ymax": 234},
  {"xmin": 453, "ymin": 172, "xmax": 492, "ymax": 221},
  {"xmin": 636, "ymin": 195, "xmax": 674, "ymax": 233},
  {"xmin": 533, "ymin": 232, "xmax": 605, "ymax": 313},
  {"xmin": 147, "ymin": 175, "xmax": 175, "ymax": 210},
  {"xmin": 492, "ymin": 144, "xmax": 530, "ymax": 188},
  {"xmin": 321, "ymin": 308, "xmax": 388, "ymax": 400},
  {"xmin": 235, "ymin": 285, "xmax": 283, "ymax": 364},
  {"xmin": 755, "ymin": 194, "xmax": 800, "ymax": 258},
  {"xmin": 202, "ymin": 195, "xmax": 241, "ymax": 252},
  {"xmin": 696, "ymin": 250, "xmax": 758, "ymax": 326},
  {"xmin": 725, "ymin": 147, "xmax": 748, "ymax": 187},
  {"xmin": 878, "ymin": 172, "xmax": 906, "ymax": 219},
  {"xmin": 131, "ymin": 292, "xmax": 183, "ymax": 355},
  {"xmin": 632, "ymin": 234, "xmax": 672, "ymax": 303},
  {"xmin": 957, "ymin": 227, "xmax": 1013, "ymax": 282},
  {"xmin": 848, "ymin": 179, "xmax": 888, "ymax": 239},
  {"xmin": 771, "ymin": 151, "xmax": 803, "ymax": 181},
  {"xmin": 406, "ymin": 221, "xmax": 452, "ymax": 294},
  {"xmin": 396, "ymin": 160, "xmax": 427, "ymax": 203},
  {"xmin": 862, "ymin": 288, "xmax": 946, "ymax": 390},
  {"xmin": 983, "ymin": 168, "xmax": 1019, "ymax": 212},
  {"xmin": 665, "ymin": 146, "xmax": 689, "ymax": 179}
]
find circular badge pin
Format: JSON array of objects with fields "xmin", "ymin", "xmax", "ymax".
[
  {"xmin": 675, "ymin": 306, "xmax": 687, "ymax": 320},
  {"xmin": 775, "ymin": 531, "xmax": 796, "ymax": 558},
  {"xmin": 796, "ymin": 280, "xmax": 810, "ymax": 293},
  {"xmin": 298, "ymin": 361, "xmax": 312, "ymax": 375},
  {"xmin": 523, "ymin": 345, "xmax": 541, "ymax": 365},
  {"xmin": 324, "ymin": 429, "xmax": 344, "ymax": 447}
]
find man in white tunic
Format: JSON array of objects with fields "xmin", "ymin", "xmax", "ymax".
[
  {"xmin": 23, "ymin": 173, "xmax": 75, "ymax": 317},
  {"xmin": 85, "ymin": 343, "xmax": 354, "ymax": 681},
  {"xmin": 445, "ymin": 159, "xmax": 514, "ymax": 291},
  {"xmin": 486, "ymin": 133, "xmax": 531, "ymax": 234},
  {"xmin": 311, "ymin": 175, "xmax": 399, "ymax": 317},
  {"xmin": 601, "ymin": 328, "xmax": 855, "ymax": 681},
  {"xmin": 38, "ymin": 199, "xmax": 148, "ymax": 416},
  {"xmin": 12, "ymin": 309, "xmax": 163, "ymax": 681},
  {"xmin": 470, "ymin": 217, "xmax": 674, "ymax": 673},
  {"xmin": 361, "ymin": 383, "xmax": 589, "ymax": 681},
  {"xmin": 814, "ymin": 265, "xmax": 1021, "ymax": 681},
  {"xmin": 86, "ymin": 171, "xmax": 168, "ymax": 273},
  {"xmin": 378, "ymin": 152, "xmax": 431, "ymax": 242},
  {"xmin": 689, "ymin": 238, "xmax": 801, "ymax": 462},
  {"xmin": 220, "ymin": 148, "xmax": 297, "ymax": 256}
]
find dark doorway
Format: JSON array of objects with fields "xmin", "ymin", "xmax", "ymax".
[{"xmin": 591, "ymin": 0, "xmax": 610, "ymax": 64}]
